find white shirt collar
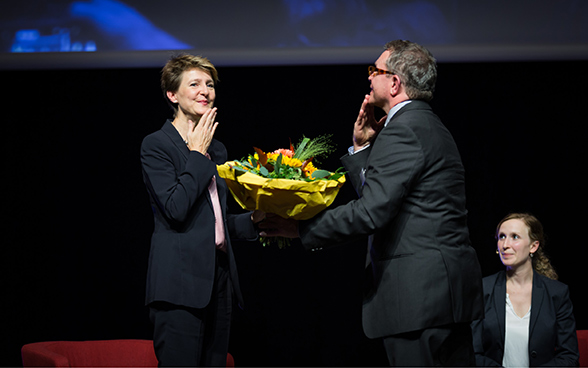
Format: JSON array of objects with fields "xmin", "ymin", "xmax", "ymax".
[{"xmin": 384, "ymin": 100, "xmax": 412, "ymax": 127}]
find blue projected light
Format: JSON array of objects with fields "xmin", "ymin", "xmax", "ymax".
[
  {"xmin": 11, "ymin": 28, "xmax": 98, "ymax": 53},
  {"xmin": 7, "ymin": 0, "xmax": 191, "ymax": 53},
  {"xmin": 1, "ymin": 0, "xmax": 587, "ymax": 69}
]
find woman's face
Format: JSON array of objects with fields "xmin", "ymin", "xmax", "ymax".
[
  {"xmin": 496, "ymin": 219, "xmax": 539, "ymax": 269},
  {"xmin": 168, "ymin": 68, "xmax": 215, "ymax": 120}
]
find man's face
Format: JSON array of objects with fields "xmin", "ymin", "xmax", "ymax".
[{"xmin": 368, "ymin": 50, "xmax": 393, "ymax": 109}]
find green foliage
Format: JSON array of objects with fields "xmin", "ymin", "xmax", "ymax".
[
  {"xmin": 231, "ymin": 135, "xmax": 345, "ymax": 182},
  {"xmin": 293, "ymin": 135, "xmax": 336, "ymax": 162}
]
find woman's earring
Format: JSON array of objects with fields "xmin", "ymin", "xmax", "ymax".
[
  {"xmin": 496, "ymin": 250, "xmax": 499, "ymax": 254},
  {"xmin": 530, "ymin": 253, "xmax": 534, "ymax": 258}
]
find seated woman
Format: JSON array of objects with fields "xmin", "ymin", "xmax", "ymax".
[{"xmin": 471, "ymin": 213, "xmax": 579, "ymax": 367}]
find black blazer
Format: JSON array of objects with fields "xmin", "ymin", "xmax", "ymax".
[
  {"xmin": 140, "ymin": 120, "xmax": 257, "ymax": 309},
  {"xmin": 471, "ymin": 271, "xmax": 579, "ymax": 367},
  {"xmin": 299, "ymin": 100, "xmax": 484, "ymax": 338}
]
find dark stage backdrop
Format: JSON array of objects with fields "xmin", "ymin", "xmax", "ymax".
[{"xmin": 3, "ymin": 60, "xmax": 587, "ymax": 366}]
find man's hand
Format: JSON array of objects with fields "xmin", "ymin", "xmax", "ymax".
[
  {"xmin": 353, "ymin": 94, "xmax": 385, "ymax": 151},
  {"xmin": 258, "ymin": 214, "xmax": 299, "ymax": 238},
  {"xmin": 251, "ymin": 210, "xmax": 265, "ymax": 224}
]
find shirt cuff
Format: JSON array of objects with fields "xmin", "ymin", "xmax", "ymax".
[{"xmin": 348, "ymin": 144, "xmax": 370, "ymax": 155}]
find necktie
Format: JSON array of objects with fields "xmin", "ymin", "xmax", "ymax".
[{"xmin": 205, "ymin": 153, "xmax": 227, "ymax": 252}]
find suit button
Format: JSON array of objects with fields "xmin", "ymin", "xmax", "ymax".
[{"xmin": 531, "ymin": 351, "xmax": 537, "ymax": 358}]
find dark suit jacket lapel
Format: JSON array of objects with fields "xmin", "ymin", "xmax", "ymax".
[
  {"xmin": 529, "ymin": 271, "xmax": 545, "ymax": 337},
  {"xmin": 494, "ymin": 271, "xmax": 507, "ymax": 345},
  {"xmin": 161, "ymin": 119, "xmax": 214, "ymax": 208},
  {"xmin": 161, "ymin": 120, "xmax": 190, "ymax": 158}
]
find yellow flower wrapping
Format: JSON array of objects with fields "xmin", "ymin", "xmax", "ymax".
[{"xmin": 217, "ymin": 161, "xmax": 345, "ymax": 220}]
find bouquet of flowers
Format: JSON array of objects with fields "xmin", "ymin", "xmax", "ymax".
[{"xmin": 217, "ymin": 135, "xmax": 346, "ymax": 248}]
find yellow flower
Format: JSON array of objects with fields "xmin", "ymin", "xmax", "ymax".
[
  {"xmin": 281, "ymin": 155, "xmax": 303, "ymax": 168},
  {"xmin": 303, "ymin": 161, "xmax": 317, "ymax": 177},
  {"xmin": 267, "ymin": 152, "xmax": 303, "ymax": 168},
  {"xmin": 247, "ymin": 153, "xmax": 261, "ymax": 168}
]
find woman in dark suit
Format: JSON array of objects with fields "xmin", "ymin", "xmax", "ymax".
[
  {"xmin": 140, "ymin": 54, "xmax": 263, "ymax": 367},
  {"xmin": 471, "ymin": 213, "xmax": 579, "ymax": 367}
]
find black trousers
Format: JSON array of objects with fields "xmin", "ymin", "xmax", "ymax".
[
  {"xmin": 382, "ymin": 322, "xmax": 475, "ymax": 367},
  {"xmin": 149, "ymin": 251, "xmax": 232, "ymax": 367}
]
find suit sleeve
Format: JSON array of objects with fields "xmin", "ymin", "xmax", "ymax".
[
  {"xmin": 540, "ymin": 285, "xmax": 579, "ymax": 367},
  {"xmin": 471, "ymin": 275, "xmax": 504, "ymax": 367},
  {"xmin": 141, "ymin": 134, "xmax": 216, "ymax": 224},
  {"xmin": 227, "ymin": 212, "xmax": 258, "ymax": 241},
  {"xmin": 340, "ymin": 147, "xmax": 370, "ymax": 195},
  {"xmin": 471, "ymin": 318, "xmax": 503, "ymax": 367},
  {"xmin": 299, "ymin": 119, "xmax": 423, "ymax": 248}
]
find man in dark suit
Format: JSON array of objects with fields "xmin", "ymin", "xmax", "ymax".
[{"xmin": 260, "ymin": 40, "xmax": 484, "ymax": 366}]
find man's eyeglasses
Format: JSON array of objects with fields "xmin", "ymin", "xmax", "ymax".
[{"xmin": 368, "ymin": 66, "xmax": 395, "ymax": 76}]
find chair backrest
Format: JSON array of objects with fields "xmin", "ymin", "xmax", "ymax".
[
  {"xmin": 22, "ymin": 339, "xmax": 235, "ymax": 367},
  {"xmin": 578, "ymin": 330, "xmax": 588, "ymax": 368},
  {"xmin": 22, "ymin": 340, "xmax": 158, "ymax": 367}
]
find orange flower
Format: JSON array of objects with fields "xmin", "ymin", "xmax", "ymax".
[{"xmin": 273, "ymin": 148, "xmax": 294, "ymax": 158}]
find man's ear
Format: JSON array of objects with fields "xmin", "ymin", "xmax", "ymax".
[{"xmin": 389, "ymin": 75, "xmax": 402, "ymax": 97}]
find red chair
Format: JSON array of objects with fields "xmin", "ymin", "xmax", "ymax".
[
  {"xmin": 578, "ymin": 330, "xmax": 588, "ymax": 368},
  {"xmin": 21, "ymin": 339, "xmax": 234, "ymax": 367}
]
